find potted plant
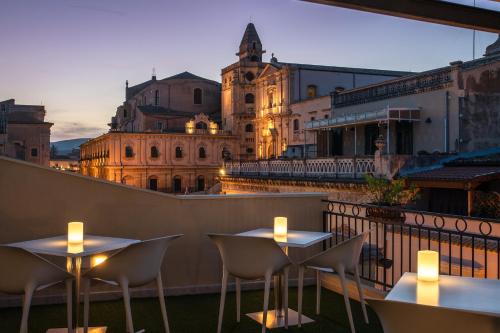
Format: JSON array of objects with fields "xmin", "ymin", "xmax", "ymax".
[{"xmin": 364, "ymin": 174, "xmax": 419, "ymax": 223}]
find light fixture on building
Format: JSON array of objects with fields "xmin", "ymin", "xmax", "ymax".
[
  {"xmin": 67, "ymin": 221, "xmax": 84, "ymax": 254},
  {"xmin": 274, "ymin": 216, "xmax": 287, "ymax": 241},
  {"xmin": 91, "ymin": 254, "xmax": 108, "ymax": 268},
  {"xmin": 417, "ymin": 250, "xmax": 439, "ymax": 282},
  {"xmin": 219, "ymin": 168, "xmax": 226, "ymax": 176}
]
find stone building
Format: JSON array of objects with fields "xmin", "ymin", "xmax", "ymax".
[
  {"xmin": 308, "ymin": 37, "xmax": 500, "ymax": 157},
  {"xmin": 0, "ymin": 99, "xmax": 52, "ymax": 166},
  {"xmin": 80, "ymin": 128, "xmax": 238, "ymax": 193},
  {"xmin": 111, "ymin": 71, "xmax": 221, "ymax": 133},
  {"xmin": 221, "ymin": 23, "xmax": 412, "ymax": 161}
]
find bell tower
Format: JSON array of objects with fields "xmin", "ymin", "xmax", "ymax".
[{"xmin": 237, "ymin": 23, "xmax": 265, "ymax": 62}]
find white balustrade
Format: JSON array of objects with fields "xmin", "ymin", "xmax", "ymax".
[{"xmin": 223, "ymin": 157, "xmax": 374, "ymax": 179}]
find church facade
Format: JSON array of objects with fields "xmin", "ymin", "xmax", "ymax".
[{"xmin": 221, "ymin": 23, "xmax": 412, "ymax": 160}]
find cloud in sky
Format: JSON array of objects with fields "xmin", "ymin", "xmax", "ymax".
[{"xmin": 51, "ymin": 121, "xmax": 107, "ymax": 142}]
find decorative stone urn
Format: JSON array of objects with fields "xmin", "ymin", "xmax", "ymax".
[{"xmin": 374, "ymin": 134, "xmax": 386, "ymax": 152}]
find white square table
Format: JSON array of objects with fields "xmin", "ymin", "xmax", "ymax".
[
  {"xmin": 385, "ymin": 272, "xmax": 500, "ymax": 316},
  {"xmin": 8, "ymin": 235, "xmax": 140, "ymax": 333},
  {"xmin": 237, "ymin": 228, "xmax": 332, "ymax": 328}
]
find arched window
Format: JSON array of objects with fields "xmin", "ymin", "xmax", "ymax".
[
  {"xmin": 196, "ymin": 175, "xmax": 205, "ymax": 191},
  {"xmin": 196, "ymin": 121, "xmax": 207, "ymax": 130},
  {"xmin": 125, "ymin": 146, "xmax": 133, "ymax": 158},
  {"xmin": 245, "ymin": 123, "xmax": 254, "ymax": 132},
  {"xmin": 221, "ymin": 147, "xmax": 230, "ymax": 159},
  {"xmin": 175, "ymin": 146, "xmax": 183, "ymax": 158},
  {"xmin": 149, "ymin": 177, "xmax": 158, "ymax": 191},
  {"xmin": 150, "ymin": 146, "xmax": 159, "ymax": 158},
  {"xmin": 173, "ymin": 176, "xmax": 182, "ymax": 193},
  {"xmin": 154, "ymin": 90, "xmax": 160, "ymax": 106},
  {"xmin": 293, "ymin": 119, "xmax": 300, "ymax": 132},
  {"xmin": 194, "ymin": 88, "xmax": 202, "ymax": 105},
  {"xmin": 199, "ymin": 147, "xmax": 206, "ymax": 159},
  {"xmin": 307, "ymin": 85, "xmax": 317, "ymax": 98},
  {"xmin": 245, "ymin": 72, "xmax": 255, "ymax": 82},
  {"xmin": 245, "ymin": 93, "xmax": 255, "ymax": 104}
]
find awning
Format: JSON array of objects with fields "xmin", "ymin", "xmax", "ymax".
[
  {"xmin": 407, "ymin": 166, "xmax": 500, "ymax": 189},
  {"xmin": 305, "ymin": 107, "xmax": 421, "ymax": 130}
]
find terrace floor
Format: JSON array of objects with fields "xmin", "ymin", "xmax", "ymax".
[{"xmin": 0, "ymin": 287, "xmax": 382, "ymax": 333}]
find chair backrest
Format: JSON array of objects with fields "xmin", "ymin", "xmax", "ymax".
[
  {"xmin": 208, "ymin": 234, "xmax": 291, "ymax": 280},
  {"xmin": 0, "ymin": 246, "xmax": 72, "ymax": 294},
  {"xmin": 303, "ymin": 230, "xmax": 370, "ymax": 271},
  {"xmin": 84, "ymin": 235, "xmax": 182, "ymax": 287},
  {"xmin": 368, "ymin": 298, "xmax": 500, "ymax": 333}
]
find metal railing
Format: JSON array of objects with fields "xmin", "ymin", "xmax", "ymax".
[
  {"xmin": 224, "ymin": 157, "xmax": 375, "ymax": 179},
  {"xmin": 322, "ymin": 200, "xmax": 500, "ymax": 290}
]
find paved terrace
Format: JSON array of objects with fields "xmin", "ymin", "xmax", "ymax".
[{"xmin": 0, "ymin": 157, "xmax": 381, "ymax": 332}]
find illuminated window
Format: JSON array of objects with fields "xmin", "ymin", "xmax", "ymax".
[
  {"xmin": 245, "ymin": 93, "xmax": 255, "ymax": 104},
  {"xmin": 125, "ymin": 146, "xmax": 133, "ymax": 158},
  {"xmin": 154, "ymin": 90, "xmax": 160, "ymax": 106},
  {"xmin": 150, "ymin": 146, "xmax": 159, "ymax": 158},
  {"xmin": 175, "ymin": 146, "xmax": 183, "ymax": 158},
  {"xmin": 245, "ymin": 123, "xmax": 254, "ymax": 132},
  {"xmin": 293, "ymin": 119, "xmax": 300, "ymax": 132},
  {"xmin": 307, "ymin": 85, "xmax": 317, "ymax": 98},
  {"xmin": 194, "ymin": 88, "xmax": 202, "ymax": 105},
  {"xmin": 199, "ymin": 147, "xmax": 206, "ymax": 159}
]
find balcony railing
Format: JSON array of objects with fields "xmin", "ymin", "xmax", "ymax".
[
  {"xmin": 322, "ymin": 200, "xmax": 500, "ymax": 291},
  {"xmin": 224, "ymin": 157, "xmax": 375, "ymax": 179}
]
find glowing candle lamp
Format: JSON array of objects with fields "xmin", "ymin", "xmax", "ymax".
[
  {"xmin": 68, "ymin": 222, "xmax": 84, "ymax": 244},
  {"xmin": 91, "ymin": 255, "xmax": 108, "ymax": 268},
  {"xmin": 417, "ymin": 250, "xmax": 439, "ymax": 282},
  {"xmin": 274, "ymin": 217, "xmax": 287, "ymax": 241}
]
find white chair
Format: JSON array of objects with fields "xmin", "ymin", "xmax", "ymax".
[
  {"xmin": 82, "ymin": 235, "xmax": 183, "ymax": 333},
  {"xmin": 208, "ymin": 234, "xmax": 292, "ymax": 333},
  {"xmin": 297, "ymin": 230, "xmax": 370, "ymax": 333},
  {"xmin": 368, "ymin": 298, "xmax": 500, "ymax": 333},
  {"xmin": 0, "ymin": 245, "xmax": 73, "ymax": 333}
]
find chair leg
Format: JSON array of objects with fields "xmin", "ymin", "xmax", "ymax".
[
  {"xmin": 273, "ymin": 276, "xmax": 279, "ymax": 314},
  {"xmin": 217, "ymin": 268, "xmax": 228, "ymax": 333},
  {"xmin": 283, "ymin": 267, "xmax": 289, "ymax": 329},
  {"xmin": 120, "ymin": 279, "xmax": 134, "ymax": 333},
  {"xmin": 354, "ymin": 266, "xmax": 369, "ymax": 324},
  {"xmin": 262, "ymin": 271, "xmax": 272, "ymax": 333},
  {"xmin": 20, "ymin": 283, "xmax": 35, "ymax": 333},
  {"xmin": 316, "ymin": 270, "xmax": 321, "ymax": 315},
  {"xmin": 83, "ymin": 278, "xmax": 90, "ymax": 333},
  {"xmin": 338, "ymin": 268, "xmax": 356, "ymax": 333},
  {"xmin": 235, "ymin": 277, "xmax": 241, "ymax": 323},
  {"xmin": 157, "ymin": 272, "xmax": 170, "ymax": 333},
  {"xmin": 66, "ymin": 279, "xmax": 73, "ymax": 333},
  {"xmin": 297, "ymin": 266, "xmax": 305, "ymax": 328}
]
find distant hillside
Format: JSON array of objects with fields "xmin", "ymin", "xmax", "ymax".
[{"xmin": 51, "ymin": 138, "xmax": 90, "ymax": 154}]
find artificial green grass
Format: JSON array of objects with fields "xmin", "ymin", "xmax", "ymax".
[{"xmin": 0, "ymin": 287, "xmax": 382, "ymax": 333}]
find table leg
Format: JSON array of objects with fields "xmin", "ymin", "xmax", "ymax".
[{"xmin": 67, "ymin": 256, "xmax": 82, "ymax": 332}]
